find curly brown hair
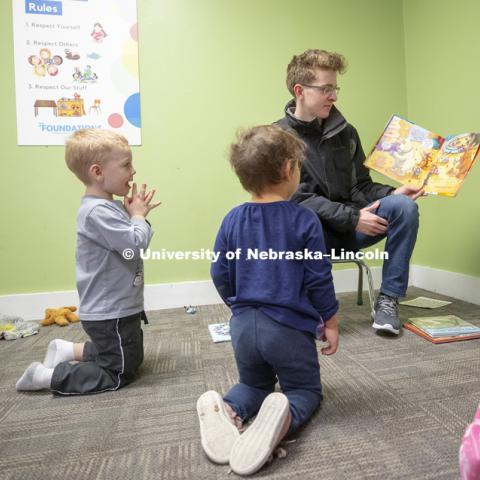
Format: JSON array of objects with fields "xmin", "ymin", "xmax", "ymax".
[
  {"xmin": 286, "ymin": 49, "xmax": 347, "ymax": 96},
  {"xmin": 230, "ymin": 125, "xmax": 305, "ymax": 196}
]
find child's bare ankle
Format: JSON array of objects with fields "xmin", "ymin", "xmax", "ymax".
[{"xmin": 224, "ymin": 402, "xmax": 243, "ymax": 429}]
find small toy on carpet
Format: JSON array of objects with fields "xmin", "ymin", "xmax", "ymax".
[
  {"xmin": 0, "ymin": 315, "xmax": 40, "ymax": 340},
  {"xmin": 41, "ymin": 306, "xmax": 80, "ymax": 327}
]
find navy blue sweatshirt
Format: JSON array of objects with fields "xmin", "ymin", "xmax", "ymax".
[{"xmin": 211, "ymin": 201, "xmax": 338, "ymax": 337}]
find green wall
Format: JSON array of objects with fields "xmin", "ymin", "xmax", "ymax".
[
  {"xmin": 1, "ymin": 0, "xmax": 448, "ymax": 296},
  {"xmin": 403, "ymin": 0, "xmax": 480, "ymax": 276}
]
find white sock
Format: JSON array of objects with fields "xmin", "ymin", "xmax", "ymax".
[
  {"xmin": 16, "ymin": 362, "xmax": 53, "ymax": 391},
  {"xmin": 43, "ymin": 339, "xmax": 75, "ymax": 368}
]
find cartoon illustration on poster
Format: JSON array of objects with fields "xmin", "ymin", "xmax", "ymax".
[{"xmin": 12, "ymin": 0, "xmax": 141, "ymax": 145}]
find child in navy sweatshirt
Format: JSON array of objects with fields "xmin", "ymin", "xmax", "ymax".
[{"xmin": 197, "ymin": 125, "xmax": 339, "ymax": 475}]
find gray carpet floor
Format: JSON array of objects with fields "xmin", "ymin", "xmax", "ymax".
[{"xmin": 1, "ymin": 286, "xmax": 479, "ymax": 480}]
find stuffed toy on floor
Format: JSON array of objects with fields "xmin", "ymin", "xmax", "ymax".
[{"xmin": 41, "ymin": 306, "xmax": 80, "ymax": 326}]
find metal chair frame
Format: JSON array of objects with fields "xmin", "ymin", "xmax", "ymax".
[{"xmin": 331, "ymin": 259, "xmax": 376, "ymax": 318}]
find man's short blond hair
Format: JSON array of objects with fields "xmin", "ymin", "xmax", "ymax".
[
  {"xmin": 286, "ymin": 49, "xmax": 347, "ymax": 96},
  {"xmin": 65, "ymin": 129, "xmax": 130, "ymax": 184}
]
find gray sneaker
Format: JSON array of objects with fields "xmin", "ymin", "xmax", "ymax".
[{"xmin": 372, "ymin": 293, "xmax": 401, "ymax": 334}]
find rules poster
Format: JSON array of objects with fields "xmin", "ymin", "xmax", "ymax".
[{"xmin": 12, "ymin": 0, "xmax": 141, "ymax": 146}]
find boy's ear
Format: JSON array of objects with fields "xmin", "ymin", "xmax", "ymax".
[
  {"xmin": 88, "ymin": 163, "xmax": 103, "ymax": 179},
  {"xmin": 282, "ymin": 160, "xmax": 294, "ymax": 179}
]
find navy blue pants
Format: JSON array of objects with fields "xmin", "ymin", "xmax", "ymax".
[{"xmin": 224, "ymin": 309, "xmax": 322, "ymax": 436}]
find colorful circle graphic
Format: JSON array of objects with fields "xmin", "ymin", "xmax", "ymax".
[
  {"xmin": 130, "ymin": 24, "xmax": 138, "ymax": 42},
  {"xmin": 124, "ymin": 93, "xmax": 141, "ymax": 128},
  {"xmin": 121, "ymin": 39, "xmax": 139, "ymax": 78},
  {"xmin": 108, "ymin": 113, "xmax": 124, "ymax": 128}
]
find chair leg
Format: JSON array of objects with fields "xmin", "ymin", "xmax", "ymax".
[
  {"xmin": 330, "ymin": 258, "xmax": 376, "ymax": 317},
  {"xmin": 356, "ymin": 262, "xmax": 363, "ymax": 305},
  {"xmin": 360, "ymin": 261, "xmax": 376, "ymax": 319}
]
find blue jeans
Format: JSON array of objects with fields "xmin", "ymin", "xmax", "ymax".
[
  {"xmin": 224, "ymin": 309, "xmax": 322, "ymax": 436},
  {"xmin": 356, "ymin": 195, "xmax": 419, "ymax": 298},
  {"xmin": 327, "ymin": 195, "xmax": 419, "ymax": 298}
]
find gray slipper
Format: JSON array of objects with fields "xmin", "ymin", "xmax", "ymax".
[
  {"xmin": 229, "ymin": 392, "xmax": 290, "ymax": 475},
  {"xmin": 197, "ymin": 390, "xmax": 240, "ymax": 464}
]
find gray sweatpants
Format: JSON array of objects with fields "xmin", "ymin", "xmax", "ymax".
[{"xmin": 51, "ymin": 312, "xmax": 145, "ymax": 395}]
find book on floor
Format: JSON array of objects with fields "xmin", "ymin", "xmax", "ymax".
[
  {"xmin": 404, "ymin": 315, "xmax": 480, "ymax": 344},
  {"xmin": 208, "ymin": 322, "xmax": 231, "ymax": 343},
  {"xmin": 364, "ymin": 115, "xmax": 480, "ymax": 196},
  {"xmin": 399, "ymin": 296, "xmax": 452, "ymax": 309}
]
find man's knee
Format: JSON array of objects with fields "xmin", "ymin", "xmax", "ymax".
[{"xmin": 383, "ymin": 194, "xmax": 419, "ymax": 222}]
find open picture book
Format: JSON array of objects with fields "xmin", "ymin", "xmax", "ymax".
[{"xmin": 364, "ymin": 115, "xmax": 480, "ymax": 196}]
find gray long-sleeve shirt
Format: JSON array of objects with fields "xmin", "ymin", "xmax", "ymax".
[{"xmin": 76, "ymin": 195, "xmax": 153, "ymax": 321}]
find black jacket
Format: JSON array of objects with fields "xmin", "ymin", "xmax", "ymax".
[{"xmin": 276, "ymin": 100, "xmax": 394, "ymax": 244}]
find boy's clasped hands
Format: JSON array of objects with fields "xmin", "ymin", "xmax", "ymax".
[{"xmin": 124, "ymin": 182, "xmax": 161, "ymax": 218}]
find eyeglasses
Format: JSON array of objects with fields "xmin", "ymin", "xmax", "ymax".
[{"xmin": 302, "ymin": 84, "xmax": 340, "ymax": 96}]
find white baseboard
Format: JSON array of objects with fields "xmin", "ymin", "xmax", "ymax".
[
  {"xmin": 410, "ymin": 265, "xmax": 480, "ymax": 305},
  {"xmin": 0, "ymin": 290, "xmax": 81, "ymax": 322},
  {"xmin": 143, "ymin": 280, "xmax": 223, "ymax": 310},
  {"xmin": 0, "ymin": 265, "xmax": 477, "ymax": 320},
  {"xmin": 0, "ymin": 270, "xmax": 382, "ymax": 321},
  {"xmin": 0, "ymin": 281, "xmax": 223, "ymax": 321},
  {"xmin": 332, "ymin": 265, "xmax": 382, "ymax": 293}
]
